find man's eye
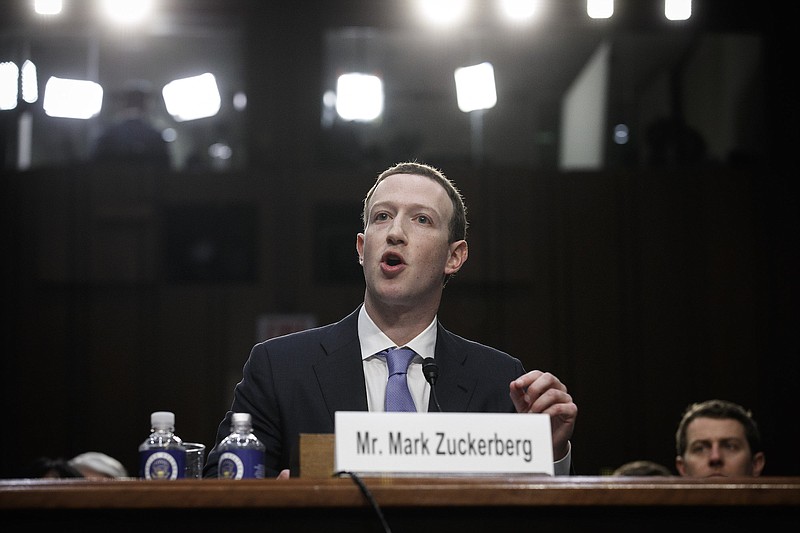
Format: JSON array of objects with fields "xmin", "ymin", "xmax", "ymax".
[
  {"xmin": 417, "ymin": 215, "xmax": 429, "ymax": 225},
  {"xmin": 374, "ymin": 213, "xmax": 389, "ymax": 221}
]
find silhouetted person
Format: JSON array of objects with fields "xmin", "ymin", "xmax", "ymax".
[
  {"xmin": 23, "ymin": 456, "xmax": 84, "ymax": 479},
  {"xmin": 93, "ymin": 82, "xmax": 171, "ymax": 169},
  {"xmin": 613, "ymin": 460, "xmax": 673, "ymax": 476},
  {"xmin": 68, "ymin": 451, "xmax": 128, "ymax": 479}
]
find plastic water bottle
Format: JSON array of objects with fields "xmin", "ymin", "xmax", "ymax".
[
  {"xmin": 217, "ymin": 412, "xmax": 266, "ymax": 479},
  {"xmin": 138, "ymin": 411, "xmax": 185, "ymax": 480}
]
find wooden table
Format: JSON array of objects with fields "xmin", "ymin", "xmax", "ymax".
[{"xmin": 2, "ymin": 476, "xmax": 798, "ymax": 531}]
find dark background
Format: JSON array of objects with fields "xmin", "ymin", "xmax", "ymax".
[{"xmin": 1, "ymin": 1, "xmax": 797, "ymax": 478}]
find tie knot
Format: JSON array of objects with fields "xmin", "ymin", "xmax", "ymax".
[{"xmin": 385, "ymin": 347, "xmax": 415, "ymax": 375}]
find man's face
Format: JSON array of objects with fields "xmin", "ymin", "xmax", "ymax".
[
  {"xmin": 357, "ymin": 173, "xmax": 466, "ymax": 312},
  {"xmin": 676, "ymin": 417, "xmax": 764, "ymax": 477}
]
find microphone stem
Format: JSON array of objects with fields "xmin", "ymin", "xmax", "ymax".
[{"xmin": 431, "ymin": 384, "xmax": 442, "ymax": 412}]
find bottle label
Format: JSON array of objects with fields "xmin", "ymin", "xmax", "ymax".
[
  {"xmin": 218, "ymin": 449, "xmax": 265, "ymax": 479},
  {"xmin": 140, "ymin": 449, "xmax": 186, "ymax": 480}
]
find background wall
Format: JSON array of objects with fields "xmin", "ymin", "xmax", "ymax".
[{"xmin": 3, "ymin": 161, "xmax": 795, "ymax": 477}]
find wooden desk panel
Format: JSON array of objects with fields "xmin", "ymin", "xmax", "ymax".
[{"xmin": 2, "ymin": 477, "xmax": 798, "ymax": 532}]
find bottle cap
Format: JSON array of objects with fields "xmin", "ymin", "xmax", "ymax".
[
  {"xmin": 151, "ymin": 411, "xmax": 175, "ymax": 427},
  {"xmin": 232, "ymin": 412, "xmax": 252, "ymax": 424}
]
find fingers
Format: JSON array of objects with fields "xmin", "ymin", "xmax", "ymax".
[
  {"xmin": 509, "ymin": 370, "xmax": 570, "ymax": 414},
  {"xmin": 277, "ymin": 469, "xmax": 290, "ymax": 480},
  {"xmin": 510, "ymin": 370, "xmax": 577, "ymax": 459}
]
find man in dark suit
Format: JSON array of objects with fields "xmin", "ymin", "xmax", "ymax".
[{"xmin": 204, "ymin": 162, "xmax": 577, "ymax": 478}]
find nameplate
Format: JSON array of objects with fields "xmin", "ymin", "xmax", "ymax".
[{"xmin": 334, "ymin": 411, "xmax": 553, "ymax": 476}]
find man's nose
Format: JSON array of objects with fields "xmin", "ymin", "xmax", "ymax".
[
  {"xmin": 708, "ymin": 444, "xmax": 723, "ymax": 464},
  {"xmin": 386, "ymin": 217, "xmax": 406, "ymax": 243}
]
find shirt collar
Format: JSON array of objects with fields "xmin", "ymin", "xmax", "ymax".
[{"xmin": 358, "ymin": 305, "xmax": 437, "ymax": 361}]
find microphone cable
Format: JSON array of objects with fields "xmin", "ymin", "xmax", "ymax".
[
  {"xmin": 335, "ymin": 470, "xmax": 392, "ymax": 533},
  {"xmin": 335, "ymin": 358, "xmax": 441, "ymax": 531}
]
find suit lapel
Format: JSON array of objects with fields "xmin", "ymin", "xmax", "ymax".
[
  {"xmin": 429, "ymin": 323, "xmax": 478, "ymax": 412},
  {"xmin": 310, "ymin": 311, "xmax": 480, "ymax": 416},
  {"xmin": 313, "ymin": 308, "xmax": 369, "ymax": 419}
]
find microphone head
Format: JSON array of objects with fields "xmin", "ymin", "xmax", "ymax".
[{"xmin": 422, "ymin": 357, "xmax": 439, "ymax": 386}]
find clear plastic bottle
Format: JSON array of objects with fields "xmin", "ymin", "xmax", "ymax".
[
  {"xmin": 217, "ymin": 412, "xmax": 266, "ymax": 479},
  {"xmin": 138, "ymin": 411, "xmax": 185, "ymax": 480}
]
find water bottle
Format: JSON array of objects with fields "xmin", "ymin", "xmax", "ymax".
[
  {"xmin": 138, "ymin": 411, "xmax": 185, "ymax": 480},
  {"xmin": 217, "ymin": 412, "xmax": 266, "ymax": 479}
]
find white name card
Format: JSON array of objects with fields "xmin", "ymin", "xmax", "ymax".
[{"xmin": 334, "ymin": 411, "xmax": 553, "ymax": 476}]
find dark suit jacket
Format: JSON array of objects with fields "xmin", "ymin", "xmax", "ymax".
[{"xmin": 203, "ymin": 306, "xmax": 525, "ymax": 477}]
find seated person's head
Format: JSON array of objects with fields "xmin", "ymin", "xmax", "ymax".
[
  {"xmin": 675, "ymin": 399, "xmax": 765, "ymax": 477},
  {"xmin": 25, "ymin": 457, "xmax": 83, "ymax": 479},
  {"xmin": 68, "ymin": 451, "xmax": 128, "ymax": 479},
  {"xmin": 613, "ymin": 460, "xmax": 672, "ymax": 476}
]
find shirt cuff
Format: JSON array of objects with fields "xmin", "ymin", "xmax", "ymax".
[{"xmin": 553, "ymin": 441, "xmax": 572, "ymax": 476}]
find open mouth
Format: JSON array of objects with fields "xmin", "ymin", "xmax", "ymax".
[{"xmin": 381, "ymin": 252, "xmax": 404, "ymax": 267}]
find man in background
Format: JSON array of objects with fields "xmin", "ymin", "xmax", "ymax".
[
  {"xmin": 92, "ymin": 80, "xmax": 171, "ymax": 170},
  {"xmin": 675, "ymin": 399, "xmax": 765, "ymax": 477}
]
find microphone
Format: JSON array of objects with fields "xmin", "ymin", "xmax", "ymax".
[{"xmin": 422, "ymin": 357, "xmax": 442, "ymax": 412}]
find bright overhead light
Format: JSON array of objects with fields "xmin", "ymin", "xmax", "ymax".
[
  {"xmin": 416, "ymin": 0, "xmax": 471, "ymax": 26},
  {"xmin": 665, "ymin": 0, "xmax": 692, "ymax": 21},
  {"xmin": 162, "ymin": 73, "xmax": 221, "ymax": 122},
  {"xmin": 21, "ymin": 60, "xmax": 39, "ymax": 104},
  {"xmin": 232, "ymin": 91, "xmax": 247, "ymax": 111},
  {"xmin": 587, "ymin": 0, "xmax": 614, "ymax": 19},
  {"xmin": 99, "ymin": 0, "xmax": 153, "ymax": 25},
  {"xmin": 454, "ymin": 62, "xmax": 497, "ymax": 113},
  {"xmin": 0, "ymin": 62, "xmax": 19, "ymax": 110},
  {"xmin": 34, "ymin": 0, "xmax": 62, "ymax": 16},
  {"xmin": 43, "ymin": 76, "xmax": 103, "ymax": 119},
  {"xmin": 335, "ymin": 73, "xmax": 384, "ymax": 122},
  {"xmin": 499, "ymin": 0, "xmax": 541, "ymax": 23}
]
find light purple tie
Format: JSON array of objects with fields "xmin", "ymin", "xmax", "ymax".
[{"xmin": 384, "ymin": 347, "xmax": 417, "ymax": 412}]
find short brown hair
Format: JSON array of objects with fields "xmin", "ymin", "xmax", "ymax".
[
  {"xmin": 362, "ymin": 161, "xmax": 468, "ymax": 244},
  {"xmin": 675, "ymin": 399, "xmax": 762, "ymax": 457}
]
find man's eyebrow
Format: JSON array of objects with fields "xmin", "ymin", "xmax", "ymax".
[
  {"xmin": 371, "ymin": 201, "xmax": 441, "ymax": 216},
  {"xmin": 690, "ymin": 436, "xmax": 743, "ymax": 445}
]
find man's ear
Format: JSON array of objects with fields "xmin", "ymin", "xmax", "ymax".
[
  {"xmin": 751, "ymin": 451, "xmax": 766, "ymax": 476},
  {"xmin": 356, "ymin": 233, "xmax": 365, "ymax": 264},
  {"xmin": 675, "ymin": 456, "xmax": 687, "ymax": 476},
  {"xmin": 444, "ymin": 240, "xmax": 468, "ymax": 275}
]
